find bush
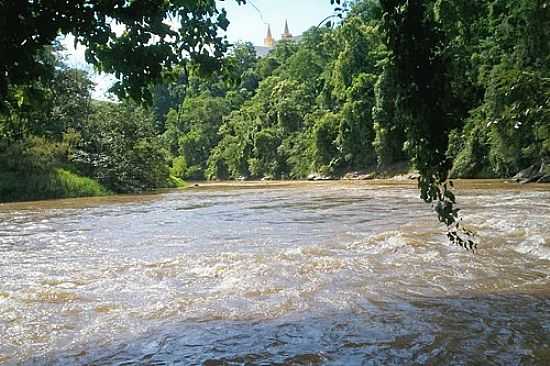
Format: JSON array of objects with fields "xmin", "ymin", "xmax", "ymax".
[
  {"xmin": 166, "ymin": 175, "xmax": 187, "ymax": 188},
  {"xmin": 450, "ymin": 124, "xmax": 494, "ymax": 179},
  {"xmin": 0, "ymin": 136, "xmax": 69, "ymax": 174},
  {"xmin": 170, "ymin": 156, "xmax": 187, "ymax": 179},
  {"xmin": 0, "ymin": 168, "xmax": 108, "ymax": 203}
]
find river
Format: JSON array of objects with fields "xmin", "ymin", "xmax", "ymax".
[{"xmin": 1, "ymin": 180, "xmax": 549, "ymax": 365}]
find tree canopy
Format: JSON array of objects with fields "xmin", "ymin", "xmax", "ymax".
[{"xmin": 0, "ymin": 0, "xmax": 245, "ymax": 103}]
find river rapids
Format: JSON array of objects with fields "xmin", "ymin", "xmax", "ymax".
[{"xmin": 1, "ymin": 181, "xmax": 549, "ymax": 365}]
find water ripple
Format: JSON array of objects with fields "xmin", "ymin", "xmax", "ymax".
[{"xmin": 0, "ymin": 182, "xmax": 549, "ymax": 365}]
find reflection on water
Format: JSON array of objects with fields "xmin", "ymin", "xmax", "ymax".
[{"xmin": 1, "ymin": 181, "xmax": 550, "ymax": 365}]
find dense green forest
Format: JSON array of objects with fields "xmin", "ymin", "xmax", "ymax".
[
  {"xmin": 0, "ymin": 50, "xmax": 182, "ymax": 201},
  {"xmin": 157, "ymin": 0, "xmax": 549, "ymax": 183},
  {"xmin": 1, "ymin": 0, "xmax": 549, "ymax": 204}
]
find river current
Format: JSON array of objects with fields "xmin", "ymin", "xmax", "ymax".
[{"xmin": 1, "ymin": 181, "xmax": 549, "ymax": 365}]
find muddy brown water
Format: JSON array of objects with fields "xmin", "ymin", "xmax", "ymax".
[{"xmin": 1, "ymin": 180, "xmax": 549, "ymax": 365}]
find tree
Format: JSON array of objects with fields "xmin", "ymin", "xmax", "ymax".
[
  {"xmin": 379, "ymin": 0, "xmax": 477, "ymax": 250},
  {"xmin": 76, "ymin": 102, "xmax": 170, "ymax": 192},
  {"xmin": 447, "ymin": 0, "xmax": 550, "ymax": 180},
  {"xmin": 224, "ymin": 42, "xmax": 259, "ymax": 90},
  {"xmin": 372, "ymin": 65, "xmax": 407, "ymax": 166},
  {"xmin": 0, "ymin": 0, "xmax": 246, "ymax": 104},
  {"xmin": 322, "ymin": 15, "xmax": 384, "ymax": 172},
  {"xmin": 163, "ymin": 93, "xmax": 230, "ymax": 179}
]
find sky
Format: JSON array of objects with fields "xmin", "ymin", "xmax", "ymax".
[{"xmin": 60, "ymin": 0, "xmax": 336, "ymax": 99}]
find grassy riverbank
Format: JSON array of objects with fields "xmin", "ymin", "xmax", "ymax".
[
  {"xmin": 0, "ymin": 169, "xmax": 187, "ymax": 203},
  {"xmin": 0, "ymin": 169, "xmax": 109, "ymax": 203}
]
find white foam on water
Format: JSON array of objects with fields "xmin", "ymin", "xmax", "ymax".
[{"xmin": 515, "ymin": 235, "xmax": 550, "ymax": 261}]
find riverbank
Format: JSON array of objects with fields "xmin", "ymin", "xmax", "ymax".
[
  {"xmin": 186, "ymin": 178, "xmax": 550, "ymax": 193},
  {"xmin": 0, "ymin": 169, "xmax": 109, "ymax": 203},
  {"xmin": 4, "ymin": 178, "xmax": 550, "ymax": 210},
  {"xmin": 3, "ymin": 169, "xmax": 548, "ymax": 205},
  {"xmin": 0, "ymin": 170, "xmax": 187, "ymax": 204}
]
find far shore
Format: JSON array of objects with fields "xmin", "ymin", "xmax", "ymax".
[
  {"xmin": 185, "ymin": 178, "xmax": 550, "ymax": 192},
  {"xmin": 2, "ymin": 178, "xmax": 549, "ymax": 208}
]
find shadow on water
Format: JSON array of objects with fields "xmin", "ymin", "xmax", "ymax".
[{"xmin": 22, "ymin": 291, "xmax": 550, "ymax": 366}]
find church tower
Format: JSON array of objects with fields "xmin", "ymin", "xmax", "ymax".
[
  {"xmin": 281, "ymin": 20, "xmax": 293, "ymax": 40},
  {"xmin": 264, "ymin": 24, "xmax": 274, "ymax": 48}
]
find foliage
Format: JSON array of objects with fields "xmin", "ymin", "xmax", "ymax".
[
  {"xmin": 206, "ymin": 74, "xmax": 318, "ymax": 180},
  {"xmin": 163, "ymin": 93, "xmax": 231, "ymax": 179},
  {"xmin": 372, "ymin": 65, "xmax": 407, "ymax": 167},
  {"xmin": 313, "ymin": 112, "xmax": 340, "ymax": 172},
  {"xmin": 75, "ymin": 102, "xmax": 170, "ymax": 192},
  {"xmin": 0, "ymin": 0, "xmax": 246, "ymax": 103},
  {"xmin": 378, "ymin": 0, "xmax": 478, "ymax": 250}
]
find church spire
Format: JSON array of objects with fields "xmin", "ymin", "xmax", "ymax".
[
  {"xmin": 264, "ymin": 24, "xmax": 274, "ymax": 47},
  {"xmin": 281, "ymin": 19, "xmax": 293, "ymax": 40}
]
